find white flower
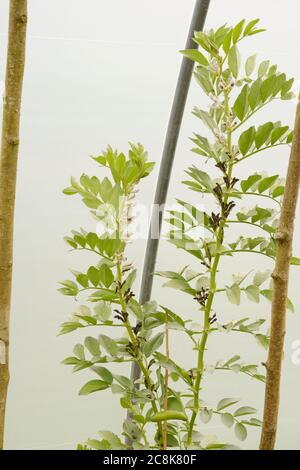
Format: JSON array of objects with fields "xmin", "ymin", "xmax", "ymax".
[
  {"xmin": 209, "ymin": 93, "xmax": 222, "ymax": 109},
  {"xmin": 211, "ymin": 59, "xmax": 220, "ymax": 73},
  {"xmin": 122, "ymin": 261, "xmax": 135, "ymax": 273}
]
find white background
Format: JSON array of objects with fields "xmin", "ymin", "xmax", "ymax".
[{"xmin": 0, "ymin": 0, "xmax": 300, "ymax": 449}]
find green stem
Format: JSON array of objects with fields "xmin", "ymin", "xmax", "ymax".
[
  {"xmin": 215, "ymin": 367, "xmax": 261, "ymax": 380},
  {"xmin": 212, "ymin": 409, "xmax": 241, "ymax": 423},
  {"xmin": 189, "ymin": 325, "xmax": 263, "ymax": 338},
  {"xmin": 234, "ymin": 142, "xmax": 288, "ymax": 164},
  {"xmin": 116, "ymin": 256, "xmax": 163, "ymax": 441},
  {"xmin": 228, "ymin": 190, "xmax": 282, "ymax": 207},
  {"xmin": 187, "ymin": 91, "xmax": 234, "ymax": 445},
  {"xmin": 227, "ymin": 219, "xmax": 276, "ymax": 234},
  {"xmin": 70, "ymin": 246, "xmax": 113, "ymax": 262},
  {"xmin": 221, "ymin": 249, "xmax": 274, "ymax": 260},
  {"xmin": 232, "ymin": 97, "xmax": 280, "ymax": 132},
  {"xmin": 203, "ymin": 189, "xmax": 282, "ymax": 207}
]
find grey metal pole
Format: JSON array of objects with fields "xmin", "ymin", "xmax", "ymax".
[{"xmin": 128, "ymin": 0, "xmax": 211, "ymax": 410}]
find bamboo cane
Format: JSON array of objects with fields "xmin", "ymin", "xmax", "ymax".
[
  {"xmin": 260, "ymin": 95, "xmax": 300, "ymax": 450},
  {"xmin": 0, "ymin": 0, "xmax": 27, "ymax": 449}
]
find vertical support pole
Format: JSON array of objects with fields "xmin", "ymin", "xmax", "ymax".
[
  {"xmin": 260, "ymin": 95, "xmax": 300, "ymax": 450},
  {"xmin": 0, "ymin": 0, "xmax": 27, "ymax": 449}
]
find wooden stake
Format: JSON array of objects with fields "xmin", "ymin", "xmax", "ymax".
[
  {"xmin": 260, "ymin": 95, "xmax": 300, "ymax": 450},
  {"xmin": 0, "ymin": 0, "xmax": 27, "ymax": 449}
]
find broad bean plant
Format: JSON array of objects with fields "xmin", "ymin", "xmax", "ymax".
[{"xmin": 59, "ymin": 20, "xmax": 299, "ymax": 450}]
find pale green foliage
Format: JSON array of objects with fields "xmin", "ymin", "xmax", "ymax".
[
  {"xmin": 157, "ymin": 18, "xmax": 299, "ymax": 448},
  {"xmin": 60, "ymin": 20, "xmax": 299, "ymax": 450}
]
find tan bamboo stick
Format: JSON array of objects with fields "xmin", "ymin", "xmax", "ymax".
[
  {"xmin": 260, "ymin": 95, "xmax": 300, "ymax": 450},
  {"xmin": 0, "ymin": 0, "xmax": 27, "ymax": 449}
]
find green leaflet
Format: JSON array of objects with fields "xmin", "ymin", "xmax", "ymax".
[
  {"xmin": 84, "ymin": 337, "xmax": 100, "ymax": 356},
  {"xmin": 234, "ymin": 406, "xmax": 257, "ymax": 417},
  {"xmin": 226, "ymin": 284, "xmax": 241, "ymax": 305},
  {"xmin": 235, "ymin": 422, "xmax": 247, "ymax": 441},
  {"xmin": 232, "ymin": 71, "xmax": 294, "ymax": 124},
  {"xmin": 98, "ymin": 334, "xmax": 119, "ymax": 356},
  {"xmin": 144, "ymin": 332, "xmax": 164, "ymax": 357},
  {"xmin": 255, "ymin": 122, "xmax": 274, "ymax": 148},
  {"xmin": 232, "ymin": 19, "xmax": 246, "ymax": 43},
  {"xmin": 239, "ymin": 172, "xmax": 284, "ymax": 199},
  {"xmin": 233, "ymin": 84, "xmax": 249, "ymax": 121},
  {"xmin": 238, "ymin": 126, "xmax": 255, "ymax": 155},
  {"xmin": 221, "ymin": 413, "xmax": 234, "ymax": 428},
  {"xmin": 194, "ymin": 67, "xmax": 214, "ymax": 95},
  {"xmin": 238, "ymin": 122, "xmax": 291, "ymax": 157},
  {"xmin": 167, "ymin": 396, "xmax": 185, "ymax": 412},
  {"xmin": 193, "ymin": 108, "xmax": 217, "ymax": 132},
  {"xmin": 92, "ymin": 367, "xmax": 113, "ymax": 384},
  {"xmin": 245, "ymin": 285, "xmax": 260, "ymax": 303},
  {"xmin": 79, "ymin": 380, "xmax": 110, "ymax": 395},
  {"xmin": 245, "ymin": 54, "xmax": 256, "ymax": 76},
  {"xmin": 200, "ymin": 408, "xmax": 213, "ymax": 424},
  {"xmin": 217, "ymin": 398, "xmax": 240, "ymax": 411},
  {"xmin": 180, "ymin": 49, "xmax": 209, "ymax": 66},
  {"xmin": 228, "ymin": 45, "xmax": 241, "ymax": 78}
]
